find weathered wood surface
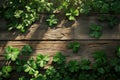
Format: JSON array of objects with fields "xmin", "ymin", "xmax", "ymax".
[
  {"xmin": 0, "ymin": 40, "xmax": 120, "ymax": 67},
  {"xmin": 0, "ymin": 15, "xmax": 120, "ymax": 40},
  {"xmin": 0, "ymin": 15, "xmax": 120, "ymax": 67}
]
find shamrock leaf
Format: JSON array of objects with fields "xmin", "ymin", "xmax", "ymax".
[
  {"xmin": 15, "ymin": 59, "xmax": 27, "ymax": 72},
  {"xmin": 53, "ymin": 52, "xmax": 65, "ymax": 64},
  {"xmin": 80, "ymin": 59, "xmax": 91, "ymax": 70},
  {"xmin": 36, "ymin": 54, "xmax": 49, "ymax": 67},
  {"xmin": 68, "ymin": 42, "xmax": 80, "ymax": 53},
  {"xmin": 89, "ymin": 24, "xmax": 102, "ymax": 38},
  {"xmin": 66, "ymin": 8, "xmax": 79, "ymax": 21},
  {"xmin": 4, "ymin": 46, "xmax": 20, "ymax": 61},
  {"xmin": 0, "ymin": 66, "xmax": 12, "ymax": 78},
  {"xmin": 24, "ymin": 58, "xmax": 38, "ymax": 77},
  {"xmin": 21, "ymin": 45, "xmax": 33, "ymax": 55},
  {"xmin": 14, "ymin": 10, "xmax": 23, "ymax": 18},
  {"xmin": 30, "ymin": 74, "xmax": 46, "ymax": 80},
  {"xmin": 67, "ymin": 60, "xmax": 79, "ymax": 72},
  {"xmin": 46, "ymin": 15, "xmax": 58, "ymax": 27}
]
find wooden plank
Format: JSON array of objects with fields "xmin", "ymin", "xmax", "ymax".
[
  {"xmin": 74, "ymin": 16, "xmax": 120, "ymax": 39},
  {"xmin": 0, "ymin": 41, "xmax": 119, "ymax": 60},
  {"xmin": 0, "ymin": 15, "xmax": 120, "ymax": 40}
]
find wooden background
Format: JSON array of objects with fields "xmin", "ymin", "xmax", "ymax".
[{"xmin": 0, "ymin": 14, "xmax": 120, "ymax": 67}]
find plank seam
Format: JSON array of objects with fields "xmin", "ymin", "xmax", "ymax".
[{"xmin": 0, "ymin": 39, "xmax": 120, "ymax": 41}]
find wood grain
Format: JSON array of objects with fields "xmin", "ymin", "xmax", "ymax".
[
  {"xmin": 0, "ymin": 15, "xmax": 120, "ymax": 40},
  {"xmin": 0, "ymin": 41, "xmax": 119, "ymax": 61}
]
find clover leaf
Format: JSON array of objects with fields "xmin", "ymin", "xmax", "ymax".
[
  {"xmin": 80, "ymin": 59, "xmax": 91, "ymax": 70},
  {"xmin": 36, "ymin": 54, "xmax": 49, "ymax": 67},
  {"xmin": 4, "ymin": 46, "xmax": 20, "ymax": 61},
  {"xmin": 66, "ymin": 8, "xmax": 79, "ymax": 20},
  {"xmin": 68, "ymin": 42, "xmax": 80, "ymax": 53},
  {"xmin": 46, "ymin": 15, "xmax": 58, "ymax": 27},
  {"xmin": 53, "ymin": 52, "xmax": 65, "ymax": 64},
  {"xmin": 21, "ymin": 45, "xmax": 33, "ymax": 55},
  {"xmin": 24, "ymin": 58, "xmax": 38, "ymax": 77},
  {"xmin": 0, "ymin": 66, "xmax": 12, "ymax": 78},
  {"xmin": 67, "ymin": 60, "xmax": 79, "ymax": 72},
  {"xmin": 89, "ymin": 24, "xmax": 102, "ymax": 38}
]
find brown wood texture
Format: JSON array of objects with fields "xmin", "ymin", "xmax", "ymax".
[
  {"xmin": 0, "ymin": 14, "xmax": 120, "ymax": 40},
  {"xmin": 0, "ymin": 40, "xmax": 120, "ymax": 67},
  {"xmin": 0, "ymin": 14, "xmax": 120, "ymax": 67}
]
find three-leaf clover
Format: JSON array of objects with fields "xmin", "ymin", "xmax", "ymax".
[
  {"xmin": 53, "ymin": 52, "xmax": 66, "ymax": 64},
  {"xmin": 21, "ymin": 45, "xmax": 33, "ymax": 55},
  {"xmin": 0, "ymin": 66, "xmax": 12, "ymax": 78},
  {"xmin": 67, "ymin": 60, "xmax": 79, "ymax": 72},
  {"xmin": 46, "ymin": 15, "xmax": 58, "ymax": 27},
  {"xmin": 107, "ymin": 16, "xmax": 119, "ymax": 29},
  {"xmin": 80, "ymin": 59, "xmax": 91, "ymax": 70},
  {"xmin": 36, "ymin": 54, "xmax": 49, "ymax": 67},
  {"xmin": 24, "ymin": 58, "xmax": 38, "ymax": 77},
  {"xmin": 4, "ymin": 46, "xmax": 20, "ymax": 61},
  {"xmin": 89, "ymin": 23, "xmax": 102, "ymax": 38},
  {"xmin": 46, "ymin": 67, "xmax": 57, "ymax": 76},
  {"xmin": 14, "ymin": 10, "xmax": 23, "ymax": 18},
  {"xmin": 15, "ymin": 59, "xmax": 27, "ymax": 72},
  {"xmin": 66, "ymin": 8, "xmax": 79, "ymax": 20},
  {"xmin": 116, "ymin": 47, "xmax": 120, "ymax": 58},
  {"xmin": 68, "ymin": 42, "xmax": 80, "ymax": 53}
]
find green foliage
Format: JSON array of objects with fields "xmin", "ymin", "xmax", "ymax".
[
  {"xmin": 30, "ymin": 74, "xmax": 46, "ymax": 80},
  {"xmin": 100, "ymin": 3, "xmax": 109, "ymax": 13},
  {"xmin": 79, "ymin": 0, "xmax": 92, "ymax": 14},
  {"xmin": 98, "ymin": 15, "xmax": 107, "ymax": 22},
  {"xmin": 4, "ymin": 46, "xmax": 20, "ymax": 61},
  {"xmin": 93, "ymin": 51, "xmax": 106, "ymax": 59},
  {"xmin": 45, "ymin": 66, "xmax": 63, "ymax": 80},
  {"xmin": 68, "ymin": 42, "xmax": 80, "ymax": 53},
  {"xmin": 46, "ymin": 67, "xmax": 57, "ymax": 76},
  {"xmin": 80, "ymin": 59, "xmax": 91, "ymax": 70},
  {"xmin": 89, "ymin": 24, "xmax": 102, "ymax": 31},
  {"xmin": 79, "ymin": 73, "xmax": 96, "ymax": 80},
  {"xmin": 18, "ymin": 76, "xmax": 29, "ymax": 80},
  {"xmin": 14, "ymin": 10, "xmax": 24, "ymax": 19},
  {"xmin": 93, "ymin": 51, "xmax": 107, "ymax": 67},
  {"xmin": 109, "ymin": 58, "xmax": 120, "ymax": 74},
  {"xmin": 15, "ymin": 59, "xmax": 27, "ymax": 72},
  {"xmin": 24, "ymin": 58, "xmax": 39, "ymax": 77},
  {"xmin": 110, "ymin": 1, "xmax": 120, "ymax": 14},
  {"xmin": 1, "ymin": 0, "xmax": 51, "ymax": 32},
  {"xmin": 117, "ymin": 46, "xmax": 120, "ymax": 58},
  {"xmin": 1, "ymin": 0, "xmax": 120, "ymax": 32},
  {"xmin": 107, "ymin": 16, "xmax": 119, "ymax": 29},
  {"xmin": 66, "ymin": 8, "xmax": 79, "ymax": 20},
  {"xmin": 0, "ymin": 0, "xmax": 120, "ymax": 33},
  {"xmin": 67, "ymin": 60, "xmax": 79, "ymax": 72},
  {"xmin": 92, "ymin": 51, "xmax": 108, "ymax": 74},
  {"xmin": 98, "ymin": 15, "xmax": 119, "ymax": 29},
  {"xmin": 2, "ymin": 45, "xmax": 120, "ymax": 79},
  {"xmin": 46, "ymin": 15, "xmax": 58, "ymax": 27},
  {"xmin": 21, "ymin": 45, "xmax": 33, "ymax": 55},
  {"xmin": 53, "ymin": 52, "xmax": 65, "ymax": 64},
  {"xmin": 89, "ymin": 23, "xmax": 102, "ymax": 38},
  {"xmin": 90, "ymin": 31, "xmax": 102, "ymax": 39},
  {"xmin": 0, "ymin": 66, "xmax": 12, "ymax": 78},
  {"xmin": 36, "ymin": 54, "xmax": 49, "ymax": 67},
  {"xmin": 92, "ymin": 1, "xmax": 109, "ymax": 13}
]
